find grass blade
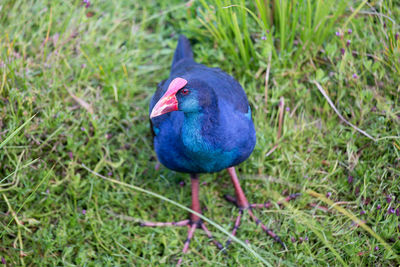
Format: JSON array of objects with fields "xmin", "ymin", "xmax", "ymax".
[{"xmin": 0, "ymin": 114, "xmax": 36, "ymax": 150}]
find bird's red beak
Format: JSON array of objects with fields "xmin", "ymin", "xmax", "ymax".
[{"xmin": 150, "ymin": 77, "xmax": 187, "ymax": 118}]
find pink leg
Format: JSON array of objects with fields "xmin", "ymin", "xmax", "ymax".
[
  {"xmin": 225, "ymin": 167, "xmax": 298, "ymax": 248},
  {"xmin": 141, "ymin": 174, "xmax": 223, "ymax": 265},
  {"xmin": 189, "ymin": 174, "xmax": 201, "ymax": 223},
  {"xmin": 227, "ymin": 167, "xmax": 249, "ymax": 208}
]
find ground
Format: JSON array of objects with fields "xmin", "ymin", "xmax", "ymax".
[{"xmin": 0, "ymin": 0, "xmax": 399, "ymax": 266}]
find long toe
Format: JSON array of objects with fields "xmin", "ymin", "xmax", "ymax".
[
  {"xmin": 225, "ymin": 208, "xmax": 243, "ymax": 249},
  {"xmin": 223, "ymin": 189, "xmax": 300, "ymax": 247},
  {"xmin": 224, "ymin": 207, "xmax": 286, "ymax": 249},
  {"xmin": 247, "ymin": 208, "xmax": 286, "ymax": 248},
  {"xmin": 140, "ymin": 218, "xmax": 223, "ymax": 265},
  {"xmin": 200, "ymin": 223, "xmax": 224, "ymax": 250},
  {"xmin": 177, "ymin": 223, "xmax": 198, "ymax": 266},
  {"xmin": 140, "ymin": 219, "xmax": 190, "ymax": 227}
]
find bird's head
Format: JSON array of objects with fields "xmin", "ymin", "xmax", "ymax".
[{"xmin": 150, "ymin": 77, "xmax": 215, "ymax": 118}]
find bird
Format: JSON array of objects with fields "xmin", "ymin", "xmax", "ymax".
[{"xmin": 145, "ymin": 35, "xmax": 292, "ymax": 265}]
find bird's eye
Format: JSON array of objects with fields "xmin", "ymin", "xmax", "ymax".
[{"xmin": 181, "ymin": 88, "xmax": 190, "ymax": 95}]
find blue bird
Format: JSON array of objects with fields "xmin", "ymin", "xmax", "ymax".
[{"xmin": 145, "ymin": 35, "xmax": 291, "ymax": 264}]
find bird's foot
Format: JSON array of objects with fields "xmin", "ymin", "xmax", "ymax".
[
  {"xmin": 224, "ymin": 193, "xmax": 301, "ymax": 249},
  {"xmin": 140, "ymin": 219, "xmax": 223, "ymax": 266}
]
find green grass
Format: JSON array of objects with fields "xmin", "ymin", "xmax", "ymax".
[{"xmin": 1, "ymin": 0, "xmax": 399, "ymax": 266}]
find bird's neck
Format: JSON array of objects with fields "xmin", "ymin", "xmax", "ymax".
[{"xmin": 181, "ymin": 109, "xmax": 219, "ymax": 154}]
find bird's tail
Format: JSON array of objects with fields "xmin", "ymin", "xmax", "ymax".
[{"xmin": 171, "ymin": 35, "xmax": 193, "ymax": 68}]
